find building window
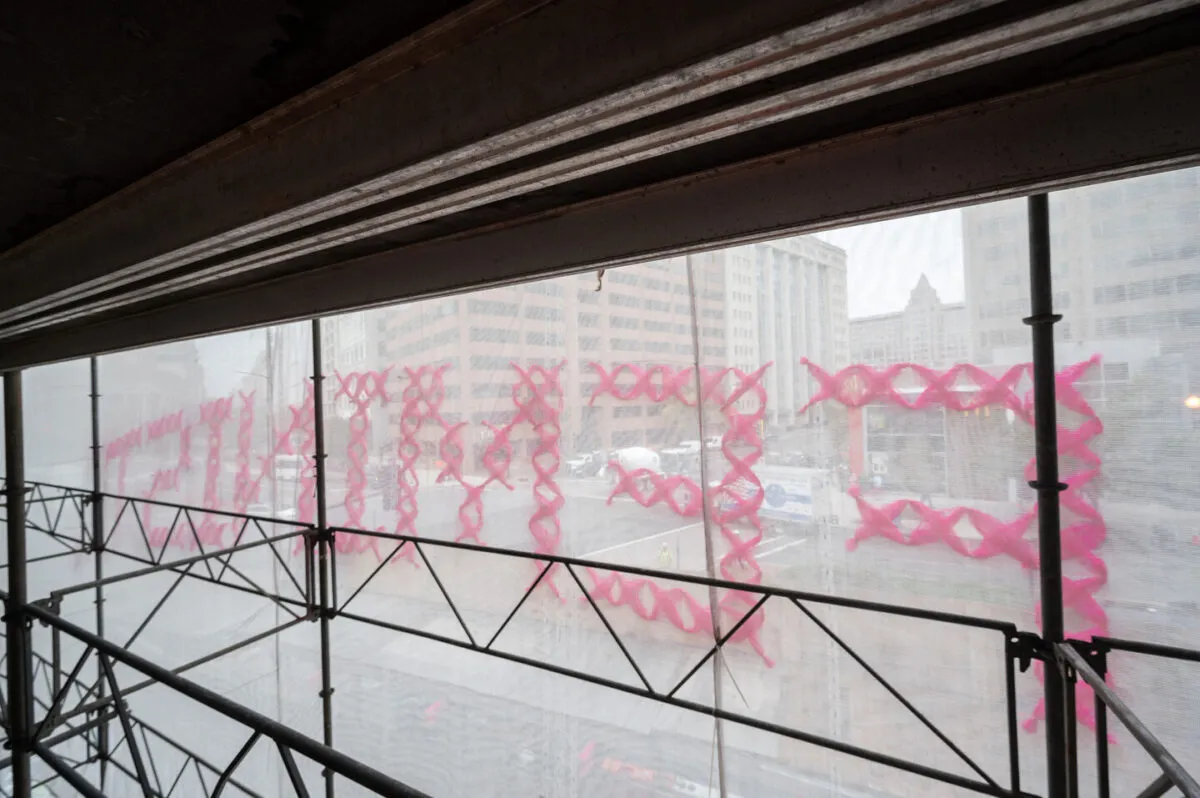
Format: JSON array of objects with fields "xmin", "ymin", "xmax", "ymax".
[
  {"xmin": 469, "ymin": 355, "xmax": 512, "ymax": 370},
  {"xmin": 610, "ymin": 294, "xmax": 641, "ymax": 308},
  {"xmin": 1103, "ymin": 363, "xmax": 1131, "ymax": 382},
  {"xmin": 471, "ymin": 383, "xmax": 511, "ymax": 398},
  {"xmin": 469, "ymin": 327, "xmax": 520, "ymax": 343},
  {"xmin": 609, "ymin": 315, "xmax": 639, "ymax": 329},
  {"xmin": 526, "ymin": 331, "xmax": 562, "ymax": 346},
  {"xmin": 613, "ymin": 406, "xmax": 642, "ymax": 418},
  {"xmin": 646, "ymin": 428, "xmax": 669, "ymax": 444},
  {"xmin": 611, "ymin": 338, "xmax": 642, "ymax": 351},
  {"xmin": 525, "ymin": 306, "xmax": 562, "ymax": 321},
  {"xmin": 471, "ymin": 410, "xmax": 513, "ymax": 424},
  {"xmin": 580, "ymin": 336, "xmax": 601, "ymax": 351},
  {"xmin": 524, "ymin": 282, "xmax": 564, "ymax": 297},
  {"xmin": 468, "ymin": 299, "xmax": 519, "ymax": 317},
  {"xmin": 579, "ymin": 313, "xmax": 600, "ymax": 327},
  {"xmin": 612, "ymin": 430, "xmax": 642, "ymax": 447}
]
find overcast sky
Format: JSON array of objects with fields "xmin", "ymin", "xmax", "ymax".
[
  {"xmin": 196, "ymin": 330, "xmax": 262, "ymax": 396},
  {"xmin": 814, "ymin": 208, "xmax": 964, "ymax": 318}
]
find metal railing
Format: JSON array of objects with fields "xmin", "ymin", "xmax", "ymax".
[
  {"xmin": 1, "ymin": 589, "xmax": 432, "ymax": 798},
  {"xmin": 5, "ymin": 200, "xmax": 1200, "ymax": 797},
  {"xmin": 3, "ymin": 479, "xmax": 1046, "ymax": 798},
  {"xmin": 9, "ymin": 480, "xmax": 1198, "ymax": 798},
  {"xmin": 1058, "ymin": 640, "xmax": 1200, "ymax": 798},
  {"xmin": 328, "ymin": 524, "xmax": 1037, "ymax": 797}
]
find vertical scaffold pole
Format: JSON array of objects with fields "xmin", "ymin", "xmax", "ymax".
[
  {"xmin": 311, "ymin": 319, "xmax": 335, "ymax": 798},
  {"xmin": 89, "ymin": 357, "xmax": 109, "ymax": 785},
  {"xmin": 4, "ymin": 370, "xmax": 32, "ymax": 797},
  {"xmin": 1026, "ymin": 193, "xmax": 1070, "ymax": 798}
]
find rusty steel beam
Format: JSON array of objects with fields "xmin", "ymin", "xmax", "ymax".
[
  {"xmin": 0, "ymin": 47, "xmax": 1196, "ymax": 370},
  {"xmin": 3, "ymin": 0, "xmax": 1196, "ymax": 340},
  {"xmin": 0, "ymin": 0, "xmax": 921, "ymax": 321}
]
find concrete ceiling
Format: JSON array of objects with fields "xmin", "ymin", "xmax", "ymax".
[{"xmin": 1, "ymin": 0, "xmax": 1199, "ymax": 368}]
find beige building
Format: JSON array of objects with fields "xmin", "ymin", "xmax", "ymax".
[
  {"xmin": 368, "ymin": 236, "xmax": 848, "ymax": 472},
  {"xmin": 373, "ymin": 258, "xmax": 716, "ymax": 471},
  {"xmin": 849, "ymin": 274, "xmax": 969, "ymax": 368}
]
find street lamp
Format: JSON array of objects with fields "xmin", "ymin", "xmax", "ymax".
[{"xmin": 1185, "ymin": 394, "xmax": 1200, "ymax": 411}]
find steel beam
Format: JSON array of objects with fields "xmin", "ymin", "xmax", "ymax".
[
  {"xmin": 2, "ymin": 46, "xmax": 1197, "ymax": 370},
  {"xmin": 0, "ymin": 0, "xmax": 911, "ymax": 322},
  {"xmin": 3, "ymin": 0, "xmax": 1199, "ymax": 348}
]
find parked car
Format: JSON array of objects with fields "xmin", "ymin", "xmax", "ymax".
[{"xmin": 566, "ymin": 450, "xmax": 605, "ymax": 478}]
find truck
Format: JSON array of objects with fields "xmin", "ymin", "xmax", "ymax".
[{"xmin": 715, "ymin": 464, "xmax": 822, "ymax": 535}]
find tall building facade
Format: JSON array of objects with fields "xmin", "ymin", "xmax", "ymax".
[
  {"xmin": 363, "ymin": 236, "xmax": 848, "ymax": 470},
  {"xmin": 964, "ymin": 168, "xmax": 1200, "ymax": 370},
  {"xmin": 963, "ymin": 167, "xmax": 1200, "ymax": 503},
  {"xmin": 849, "ymin": 274, "xmax": 969, "ymax": 368},
  {"xmin": 371, "ymin": 258, "xmax": 717, "ymax": 470},
  {"xmin": 703, "ymin": 236, "xmax": 849, "ymax": 428}
]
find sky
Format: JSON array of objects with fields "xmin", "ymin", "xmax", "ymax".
[
  {"xmin": 196, "ymin": 329, "xmax": 267, "ymax": 396},
  {"xmin": 814, "ymin": 208, "xmax": 964, "ymax": 318}
]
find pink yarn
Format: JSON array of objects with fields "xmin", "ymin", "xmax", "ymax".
[{"xmin": 798, "ymin": 356, "xmax": 1110, "ymax": 732}]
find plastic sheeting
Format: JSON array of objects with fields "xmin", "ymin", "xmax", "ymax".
[{"xmin": 3, "ymin": 166, "xmax": 1198, "ymax": 797}]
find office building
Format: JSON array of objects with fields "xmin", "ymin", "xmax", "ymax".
[
  {"xmin": 849, "ymin": 273, "xmax": 969, "ymax": 368},
  {"xmin": 368, "ymin": 237, "xmax": 848, "ymax": 469},
  {"xmin": 964, "ymin": 168, "xmax": 1200, "ymax": 369}
]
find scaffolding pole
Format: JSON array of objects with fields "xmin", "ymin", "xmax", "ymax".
[
  {"xmin": 312, "ymin": 318, "xmax": 336, "ymax": 798},
  {"xmin": 88, "ymin": 356, "xmax": 109, "ymax": 787},
  {"xmin": 1026, "ymin": 193, "xmax": 1069, "ymax": 798},
  {"xmin": 4, "ymin": 369, "xmax": 32, "ymax": 797}
]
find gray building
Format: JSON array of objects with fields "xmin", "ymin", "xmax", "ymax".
[
  {"xmin": 706, "ymin": 236, "xmax": 849, "ymax": 429},
  {"xmin": 849, "ymin": 274, "xmax": 969, "ymax": 368},
  {"xmin": 964, "ymin": 167, "xmax": 1200, "ymax": 369},
  {"xmin": 963, "ymin": 167, "xmax": 1200, "ymax": 507}
]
